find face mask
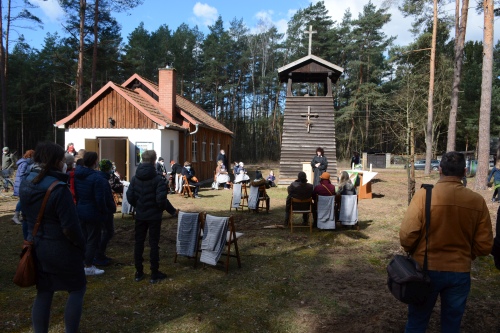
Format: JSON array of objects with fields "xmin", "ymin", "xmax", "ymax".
[
  {"xmin": 159, "ymin": 161, "xmax": 164, "ymax": 165},
  {"xmin": 186, "ymin": 166, "xmax": 191, "ymax": 170},
  {"xmin": 62, "ymin": 163, "xmax": 68, "ymax": 173}
]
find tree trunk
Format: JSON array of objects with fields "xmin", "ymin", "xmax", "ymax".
[
  {"xmin": 425, "ymin": 0, "xmax": 438, "ymax": 175},
  {"xmin": 91, "ymin": 0, "xmax": 99, "ymax": 95},
  {"xmin": 0, "ymin": 0, "xmax": 7, "ymax": 147},
  {"xmin": 447, "ymin": 0, "xmax": 469, "ymax": 152},
  {"xmin": 474, "ymin": 0, "xmax": 494, "ymax": 190},
  {"xmin": 76, "ymin": 0, "xmax": 86, "ymax": 107}
]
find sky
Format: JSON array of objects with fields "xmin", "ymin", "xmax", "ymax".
[{"xmin": 21, "ymin": 0, "xmax": 500, "ymax": 51}]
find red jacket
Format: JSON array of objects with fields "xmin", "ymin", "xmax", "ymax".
[{"xmin": 313, "ymin": 179, "xmax": 336, "ymax": 198}]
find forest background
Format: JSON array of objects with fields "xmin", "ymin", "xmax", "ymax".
[{"xmin": 1, "ymin": 0, "xmax": 500, "ymax": 162}]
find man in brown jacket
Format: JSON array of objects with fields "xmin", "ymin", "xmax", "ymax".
[
  {"xmin": 400, "ymin": 151, "xmax": 493, "ymax": 332},
  {"xmin": 284, "ymin": 171, "xmax": 313, "ymax": 226}
]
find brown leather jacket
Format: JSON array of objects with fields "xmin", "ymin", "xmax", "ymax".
[{"xmin": 400, "ymin": 176, "xmax": 493, "ymax": 272}]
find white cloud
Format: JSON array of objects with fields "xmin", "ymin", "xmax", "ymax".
[
  {"xmin": 193, "ymin": 2, "xmax": 218, "ymax": 27},
  {"xmin": 316, "ymin": 0, "xmax": 498, "ymax": 47},
  {"xmin": 32, "ymin": 0, "xmax": 65, "ymax": 22},
  {"xmin": 250, "ymin": 9, "xmax": 293, "ymax": 35}
]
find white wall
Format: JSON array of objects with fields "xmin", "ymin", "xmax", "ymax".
[{"xmin": 64, "ymin": 128, "xmax": 179, "ymax": 176}]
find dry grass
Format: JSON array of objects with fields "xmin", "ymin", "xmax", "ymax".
[{"xmin": 0, "ymin": 167, "xmax": 499, "ymax": 333}]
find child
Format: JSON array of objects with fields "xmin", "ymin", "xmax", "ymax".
[{"xmin": 267, "ymin": 170, "xmax": 276, "ymax": 187}]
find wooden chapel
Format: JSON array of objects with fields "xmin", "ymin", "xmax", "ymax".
[{"xmin": 277, "ymin": 26, "xmax": 344, "ymax": 185}]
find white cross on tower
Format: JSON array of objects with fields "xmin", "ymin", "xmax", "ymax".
[{"xmin": 304, "ymin": 25, "xmax": 317, "ymax": 55}]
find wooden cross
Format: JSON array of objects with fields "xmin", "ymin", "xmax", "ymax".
[
  {"xmin": 304, "ymin": 25, "xmax": 317, "ymax": 55},
  {"xmin": 300, "ymin": 106, "xmax": 319, "ymax": 133}
]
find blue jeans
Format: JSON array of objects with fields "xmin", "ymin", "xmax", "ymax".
[{"xmin": 405, "ymin": 271, "xmax": 470, "ymax": 333}]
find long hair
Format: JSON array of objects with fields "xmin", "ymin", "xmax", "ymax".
[
  {"xmin": 316, "ymin": 147, "xmax": 325, "ymax": 156},
  {"xmin": 32, "ymin": 142, "xmax": 65, "ymax": 184}
]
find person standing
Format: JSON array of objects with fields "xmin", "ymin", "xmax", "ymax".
[
  {"xmin": 284, "ymin": 171, "xmax": 313, "ymax": 227},
  {"xmin": 94, "ymin": 159, "xmax": 117, "ymax": 266},
  {"xmin": 2, "ymin": 147, "xmax": 14, "ymax": 192},
  {"xmin": 400, "ymin": 151, "xmax": 493, "ymax": 332},
  {"xmin": 13, "ymin": 150, "xmax": 35, "ymax": 235},
  {"xmin": 74, "ymin": 152, "xmax": 109, "ymax": 276},
  {"xmin": 170, "ymin": 159, "xmax": 182, "ymax": 194},
  {"xmin": 65, "ymin": 143, "xmax": 77, "ymax": 156},
  {"xmin": 310, "ymin": 147, "xmax": 328, "ymax": 187},
  {"xmin": 487, "ymin": 160, "xmax": 500, "ymax": 202},
  {"xmin": 127, "ymin": 150, "xmax": 178, "ymax": 284},
  {"xmin": 216, "ymin": 149, "xmax": 228, "ymax": 170},
  {"xmin": 20, "ymin": 141, "xmax": 86, "ymax": 333},
  {"xmin": 156, "ymin": 157, "xmax": 168, "ymax": 182}
]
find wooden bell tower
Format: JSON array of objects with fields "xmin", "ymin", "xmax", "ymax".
[{"xmin": 277, "ymin": 26, "xmax": 344, "ymax": 185}]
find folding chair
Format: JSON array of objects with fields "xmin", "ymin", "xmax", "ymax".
[
  {"xmin": 289, "ymin": 197, "xmax": 313, "ymax": 233},
  {"xmin": 199, "ymin": 215, "xmax": 242, "ymax": 273},
  {"xmin": 257, "ymin": 185, "xmax": 270, "ymax": 213},
  {"xmin": 174, "ymin": 212, "xmax": 205, "ymax": 268},
  {"xmin": 230, "ymin": 183, "xmax": 248, "ymax": 211},
  {"xmin": 181, "ymin": 175, "xmax": 196, "ymax": 198}
]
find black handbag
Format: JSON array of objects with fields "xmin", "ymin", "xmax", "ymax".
[{"xmin": 387, "ymin": 184, "xmax": 433, "ymax": 304}]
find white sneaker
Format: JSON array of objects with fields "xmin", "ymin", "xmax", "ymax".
[
  {"xmin": 85, "ymin": 265, "xmax": 104, "ymax": 276},
  {"xmin": 12, "ymin": 214, "xmax": 21, "ymax": 225}
]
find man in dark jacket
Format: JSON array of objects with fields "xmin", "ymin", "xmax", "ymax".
[
  {"xmin": 169, "ymin": 159, "xmax": 182, "ymax": 194},
  {"xmin": 284, "ymin": 171, "xmax": 313, "ymax": 226},
  {"xmin": 127, "ymin": 150, "xmax": 178, "ymax": 284},
  {"xmin": 156, "ymin": 157, "xmax": 167, "ymax": 182},
  {"xmin": 216, "ymin": 149, "xmax": 228, "ymax": 169}
]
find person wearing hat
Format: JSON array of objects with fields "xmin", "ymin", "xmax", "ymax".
[
  {"xmin": 2, "ymin": 146, "xmax": 14, "ymax": 192},
  {"xmin": 312, "ymin": 172, "xmax": 336, "ymax": 227},
  {"xmin": 284, "ymin": 171, "xmax": 313, "ymax": 227}
]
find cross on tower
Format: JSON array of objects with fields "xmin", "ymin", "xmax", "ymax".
[
  {"xmin": 304, "ymin": 25, "xmax": 317, "ymax": 56},
  {"xmin": 300, "ymin": 106, "xmax": 319, "ymax": 133}
]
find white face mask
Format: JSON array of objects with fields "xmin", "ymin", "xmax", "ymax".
[
  {"xmin": 62, "ymin": 163, "xmax": 68, "ymax": 173},
  {"xmin": 185, "ymin": 166, "xmax": 191, "ymax": 170},
  {"xmin": 159, "ymin": 161, "xmax": 164, "ymax": 165}
]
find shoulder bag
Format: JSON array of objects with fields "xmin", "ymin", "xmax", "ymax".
[
  {"xmin": 387, "ymin": 184, "xmax": 433, "ymax": 304},
  {"xmin": 13, "ymin": 180, "xmax": 60, "ymax": 287}
]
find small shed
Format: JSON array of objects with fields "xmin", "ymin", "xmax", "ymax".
[
  {"xmin": 56, "ymin": 68, "xmax": 233, "ymax": 181},
  {"xmin": 277, "ymin": 53, "xmax": 343, "ymax": 184}
]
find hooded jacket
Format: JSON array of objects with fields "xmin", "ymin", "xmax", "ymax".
[
  {"xmin": 126, "ymin": 162, "xmax": 167, "ymax": 220},
  {"xmin": 74, "ymin": 165, "xmax": 113, "ymax": 221}
]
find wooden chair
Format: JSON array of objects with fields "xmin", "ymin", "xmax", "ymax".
[
  {"xmin": 289, "ymin": 197, "xmax": 313, "ymax": 233},
  {"xmin": 181, "ymin": 175, "xmax": 196, "ymax": 198},
  {"xmin": 222, "ymin": 216, "xmax": 242, "ymax": 273},
  {"xmin": 174, "ymin": 212, "xmax": 205, "ymax": 268},
  {"xmin": 230, "ymin": 183, "xmax": 248, "ymax": 211},
  {"xmin": 256, "ymin": 185, "xmax": 270, "ymax": 213},
  {"xmin": 198, "ymin": 215, "xmax": 242, "ymax": 273}
]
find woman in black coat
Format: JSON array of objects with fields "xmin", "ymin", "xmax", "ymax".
[
  {"xmin": 311, "ymin": 147, "xmax": 328, "ymax": 187},
  {"xmin": 20, "ymin": 141, "xmax": 86, "ymax": 333}
]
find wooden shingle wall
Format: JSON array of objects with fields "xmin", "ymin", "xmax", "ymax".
[
  {"xmin": 279, "ymin": 96, "xmax": 337, "ymax": 184},
  {"xmin": 68, "ymin": 91, "xmax": 157, "ymax": 129}
]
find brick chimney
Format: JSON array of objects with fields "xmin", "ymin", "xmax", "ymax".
[{"xmin": 158, "ymin": 67, "xmax": 176, "ymax": 121}]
